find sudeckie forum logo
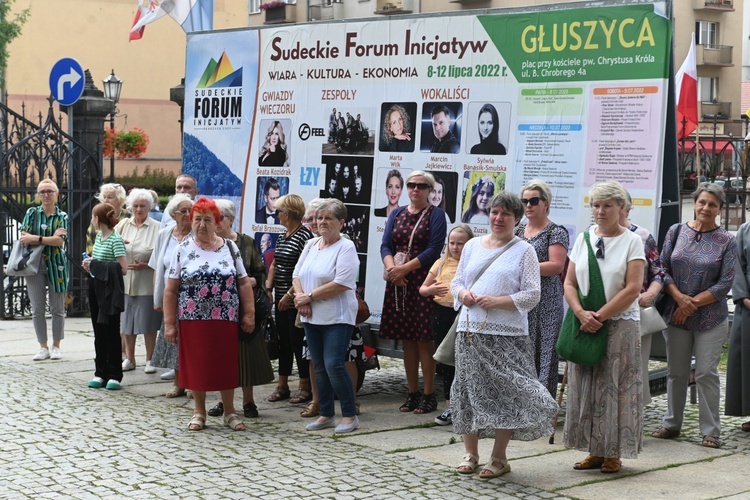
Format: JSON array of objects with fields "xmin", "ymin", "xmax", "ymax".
[{"xmin": 193, "ymin": 51, "xmax": 243, "ymax": 129}]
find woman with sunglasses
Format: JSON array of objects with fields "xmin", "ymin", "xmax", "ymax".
[
  {"xmin": 652, "ymin": 182, "xmax": 737, "ymax": 449},
  {"xmin": 22, "ymin": 179, "xmax": 69, "ymax": 361},
  {"xmin": 380, "ymin": 170, "xmax": 446, "ymax": 414},
  {"xmin": 514, "ymin": 179, "xmax": 569, "ymax": 397},
  {"xmin": 564, "ymin": 181, "xmax": 645, "ymax": 474}
]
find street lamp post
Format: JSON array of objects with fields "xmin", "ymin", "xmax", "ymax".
[{"xmin": 102, "ymin": 70, "xmax": 123, "ymax": 183}]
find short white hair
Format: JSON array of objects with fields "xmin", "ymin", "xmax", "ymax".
[
  {"xmin": 165, "ymin": 193, "xmax": 193, "ymax": 216},
  {"xmin": 125, "ymin": 188, "xmax": 155, "ymax": 210}
]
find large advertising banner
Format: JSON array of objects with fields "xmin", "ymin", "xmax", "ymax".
[{"xmin": 183, "ymin": 3, "xmax": 672, "ymax": 322}]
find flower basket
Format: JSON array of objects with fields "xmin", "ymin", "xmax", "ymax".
[
  {"xmin": 260, "ymin": 1, "xmax": 286, "ymax": 10},
  {"xmin": 104, "ymin": 127, "xmax": 150, "ymax": 159}
]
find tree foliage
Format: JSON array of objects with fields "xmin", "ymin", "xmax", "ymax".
[{"xmin": 0, "ymin": 0, "xmax": 30, "ymax": 87}]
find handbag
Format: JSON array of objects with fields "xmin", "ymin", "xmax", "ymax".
[
  {"xmin": 356, "ymin": 292, "xmax": 371, "ymax": 324},
  {"xmin": 6, "ymin": 239, "xmax": 44, "ymax": 277},
  {"xmin": 433, "ymin": 237, "xmax": 522, "ymax": 366},
  {"xmin": 264, "ymin": 315, "xmax": 280, "ymax": 360},
  {"xmin": 383, "ymin": 207, "xmax": 428, "ymax": 280},
  {"xmin": 654, "ymin": 223, "xmax": 682, "ymax": 316},
  {"xmin": 639, "ymin": 305, "xmax": 667, "ymax": 336},
  {"xmin": 555, "ymin": 231, "xmax": 609, "ymax": 366},
  {"xmin": 227, "ymin": 237, "xmax": 270, "ymax": 342}
]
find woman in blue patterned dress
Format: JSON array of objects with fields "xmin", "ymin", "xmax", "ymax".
[
  {"xmin": 515, "ymin": 179, "xmax": 569, "ymax": 397},
  {"xmin": 163, "ymin": 198, "xmax": 255, "ymax": 431},
  {"xmin": 652, "ymin": 183, "xmax": 737, "ymax": 449}
]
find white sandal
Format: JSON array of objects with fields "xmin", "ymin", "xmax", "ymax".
[
  {"xmin": 456, "ymin": 453, "xmax": 479, "ymax": 474},
  {"xmin": 187, "ymin": 414, "xmax": 206, "ymax": 431},
  {"xmin": 223, "ymin": 413, "xmax": 246, "ymax": 431},
  {"xmin": 479, "ymin": 456, "xmax": 510, "ymax": 479}
]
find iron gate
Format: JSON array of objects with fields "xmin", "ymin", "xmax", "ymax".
[{"xmin": 0, "ymin": 96, "xmax": 101, "ymax": 318}]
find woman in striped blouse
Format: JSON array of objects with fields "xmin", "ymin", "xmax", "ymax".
[{"xmin": 21, "ymin": 179, "xmax": 69, "ymax": 361}]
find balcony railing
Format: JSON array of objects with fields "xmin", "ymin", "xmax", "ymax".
[
  {"xmin": 694, "ymin": 0, "xmax": 734, "ymax": 11},
  {"xmin": 264, "ymin": 4, "xmax": 296, "ymax": 25},
  {"xmin": 375, "ymin": 0, "xmax": 414, "ymax": 15},
  {"xmin": 696, "ymin": 44, "xmax": 733, "ymax": 66},
  {"xmin": 701, "ymin": 101, "xmax": 732, "ymax": 120},
  {"xmin": 308, "ymin": 0, "xmax": 344, "ymax": 21}
]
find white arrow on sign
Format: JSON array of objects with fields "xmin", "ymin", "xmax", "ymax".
[{"xmin": 57, "ymin": 67, "xmax": 82, "ymax": 101}]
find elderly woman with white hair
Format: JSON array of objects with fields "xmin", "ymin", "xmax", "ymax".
[
  {"xmin": 86, "ymin": 183, "xmax": 129, "ymax": 255},
  {"xmin": 380, "ymin": 170, "xmax": 447, "ymax": 414},
  {"xmin": 515, "ymin": 179, "xmax": 569, "ymax": 397},
  {"xmin": 115, "ymin": 188, "xmax": 163, "ymax": 373},
  {"xmin": 564, "ymin": 181, "xmax": 646, "ymax": 474},
  {"xmin": 149, "ymin": 193, "xmax": 194, "ymax": 396}
]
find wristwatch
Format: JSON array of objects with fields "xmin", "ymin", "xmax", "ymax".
[
  {"xmin": 308, "ymin": 291, "xmax": 314, "ymax": 302},
  {"xmin": 38, "ymin": 236, "xmax": 42, "ymax": 243}
]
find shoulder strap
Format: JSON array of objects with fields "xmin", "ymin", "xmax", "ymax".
[
  {"xmin": 582, "ymin": 231, "xmax": 606, "ymax": 298},
  {"xmin": 226, "ymin": 238, "xmax": 238, "ymax": 262},
  {"xmin": 407, "ymin": 207, "xmax": 429, "ymax": 253},
  {"xmin": 469, "ymin": 236, "xmax": 521, "ymax": 291}
]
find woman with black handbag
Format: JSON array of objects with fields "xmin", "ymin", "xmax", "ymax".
[
  {"xmin": 564, "ymin": 181, "xmax": 645, "ymax": 474},
  {"xmin": 21, "ymin": 179, "xmax": 69, "ymax": 361},
  {"xmin": 205, "ymin": 199, "xmax": 274, "ymax": 419}
]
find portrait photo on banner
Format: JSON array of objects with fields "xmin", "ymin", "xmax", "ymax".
[
  {"xmin": 319, "ymin": 156, "xmax": 373, "ymax": 206},
  {"xmin": 465, "ymin": 101, "xmax": 511, "ymax": 156},
  {"xmin": 257, "ymin": 119, "xmax": 292, "ymax": 167},
  {"xmin": 460, "ymin": 171, "xmax": 506, "ymax": 225},
  {"xmin": 379, "ymin": 102, "xmax": 417, "ymax": 153},
  {"xmin": 254, "ymin": 176, "xmax": 289, "ymax": 225},
  {"xmin": 373, "ymin": 167, "xmax": 411, "ymax": 219},
  {"xmin": 420, "ymin": 102, "xmax": 463, "ymax": 154},
  {"xmin": 426, "ymin": 171, "xmax": 459, "ymax": 224}
]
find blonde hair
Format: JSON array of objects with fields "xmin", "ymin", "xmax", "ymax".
[
  {"xmin": 446, "ymin": 224, "xmax": 474, "ymax": 259},
  {"xmin": 275, "ymin": 194, "xmax": 306, "ymax": 220},
  {"xmin": 520, "ymin": 178, "xmax": 553, "ymax": 215}
]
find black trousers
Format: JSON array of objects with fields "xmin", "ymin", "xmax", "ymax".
[
  {"xmin": 89, "ymin": 281, "xmax": 123, "ymax": 382},
  {"xmin": 275, "ymin": 306, "xmax": 309, "ymax": 379}
]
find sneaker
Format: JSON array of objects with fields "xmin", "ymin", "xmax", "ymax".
[
  {"xmin": 144, "ymin": 361, "xmax": 156, "ymax": 374},
  {"xmin": 160, "ymin": 369, "xmax": 176, "ymax": 381},
  {"xmin": 49, "ymin": 346, "xmax": 62, "ymax": 360},
  {"xmin": 88, "ymin": 377, "xmax": 105, "ymax": 389},
  {"xmin": 435, "ymin": 408, "xmax": 452, "ymax": 426},
  {"xmin": 122, "ymin": 359, "xmax": 135, "ymax": 371},
  {"xmin": 106, "ymin": 380, "xmax": 121, "ymax": 390},
  {"xmin": 33, "ymin": 348, "xmax": 50, "ymax": 361}
]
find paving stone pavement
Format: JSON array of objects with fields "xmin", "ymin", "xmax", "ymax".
[{"xmin": 4, "ymin": 317, "xmax": 750, "ymax": 499}]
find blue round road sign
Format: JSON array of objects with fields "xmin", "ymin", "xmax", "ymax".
[{"xmin": 49, "ymin": 58, "xmax": 84, "ymax": 106}]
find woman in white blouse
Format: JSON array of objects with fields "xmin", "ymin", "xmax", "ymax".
[
  {"xmin": 450, "ymin": 192, "xmax": 558, "ymax": 479},
  {"xmin": 292, "ymin": 199, "xmax": 361, "ymax": 434}
]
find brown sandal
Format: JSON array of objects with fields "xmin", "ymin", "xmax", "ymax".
[
  {"xmin": 165, "ymin": 386, "xmax": 186, "ymax": 398},
  {"xmin": 290, "ymin": 388, "xmax": 312, "ymax": 404},
  {"xmin": 267, "ymin": 385, "xmax": 290, "ymax": 402},
  {"xmin": 600, "ymin": 458, "xmax": 621, "ymax": 474},
  {"xmin": 651, "ymin": 427, "xmax": 680, "ymax": 439},
  {"xmin": 741, "ymin": 421, "xmax": 750, "ymax": 432},
  {"xmin": 573, "ymin": 456, "xmax": 605, "ymax": 470},
  {"xmin": 300, "ymin": 401, "xmax": 320, "ymax": 418}
]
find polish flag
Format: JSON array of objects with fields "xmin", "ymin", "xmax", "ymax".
[
  {"xmin": 675, "ymin": 34, "xmax": 699, "ymax": 139},
  {"xmin": 130, "ymin": 0, "xmax": 213, "ymax": 41}
]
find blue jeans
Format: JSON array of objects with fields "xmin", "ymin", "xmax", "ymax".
[{"xmin": 304, "ymin": 323, "xmax": 356, "ymax": 418}]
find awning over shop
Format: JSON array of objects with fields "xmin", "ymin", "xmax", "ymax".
[{"xmin": 678, "ymin": 140, "xmax": 735, "ymax": 154}]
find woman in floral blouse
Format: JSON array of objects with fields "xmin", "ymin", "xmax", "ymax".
[{"xmin": 163, "ymin": 197, "xmax": 255, "ymax": 431}]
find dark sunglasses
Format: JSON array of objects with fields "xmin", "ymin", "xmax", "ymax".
[
  {"xmin": 595, "ymin": 237, "xmax": 605, "ymax": 259},
  {"xmin": 406, "ymin": 182, "xmax": 431, "ymax": 190},
  {"xmin": 521, "ymin": 197, "xmax": 542, "ymax": 206}
]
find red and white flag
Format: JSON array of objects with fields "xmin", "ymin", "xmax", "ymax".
[
  {"xmin": 675, "ymin": 34, "xmax": 699, "ymax": 139},
  {"xmin": 130, "ymin": 0, "xmax": 213, "ymax": 41}
]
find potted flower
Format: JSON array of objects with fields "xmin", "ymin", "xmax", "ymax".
[
  {"xmin": 261, "ymin": 0, "xmax": 289, "ymax": 23},
  {"xmin": 103, "ymin": 127, "xmax": 150, "ymax": 159},
  {"xmin": 260, "ymin": 1, "xmax": 286, "ymax": 10}
]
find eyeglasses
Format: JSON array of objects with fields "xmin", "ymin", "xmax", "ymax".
[
  {"xmin": 276, "ymin": 209, "xmax": 286, "ymax": 214},
  {"xmin": 174, "ymin": 209, "xmax": 190, "ymax": 215},
  {"xmin": 521, "ymin": 197, "xmax": 542, "ymax": 206},
  {"xmin": 406, "ymin": 182, "xmax": 431, "ymax": 190},
  {"xmin": 595, "ymin": 237, "xmax": 605, "ymax": 259},
  {"xmin": 38, "ymin": 190, "xmax": 56, "ymax": 196}
]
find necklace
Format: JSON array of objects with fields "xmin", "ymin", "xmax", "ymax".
[
  {"xmin": 285, "ymin": 223, "xmax": 302, "ymax": 239},
  {"xmin": 196, "ymin": 236, "xmax": 218, "ymax": 251}
]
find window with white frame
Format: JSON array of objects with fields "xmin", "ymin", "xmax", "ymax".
[
  {"xmin": 698, "ymin": 76, "xmax": 718, "ymax": 102},
  {"xmin": 695, "ymin": 21, "xmax": 718, "ymax": 48},
  {"xmin": 249, "ymin": 0, "xmax": 260, "ymax": 13}
]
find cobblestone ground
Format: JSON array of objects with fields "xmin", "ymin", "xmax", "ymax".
[
  {"xmin": 4, "ymin": 343, "xmax": 750, "ymax": 499},
  {"xmin": 1, "ymin": 357, "xmax": 568, "ymax": 499}
]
